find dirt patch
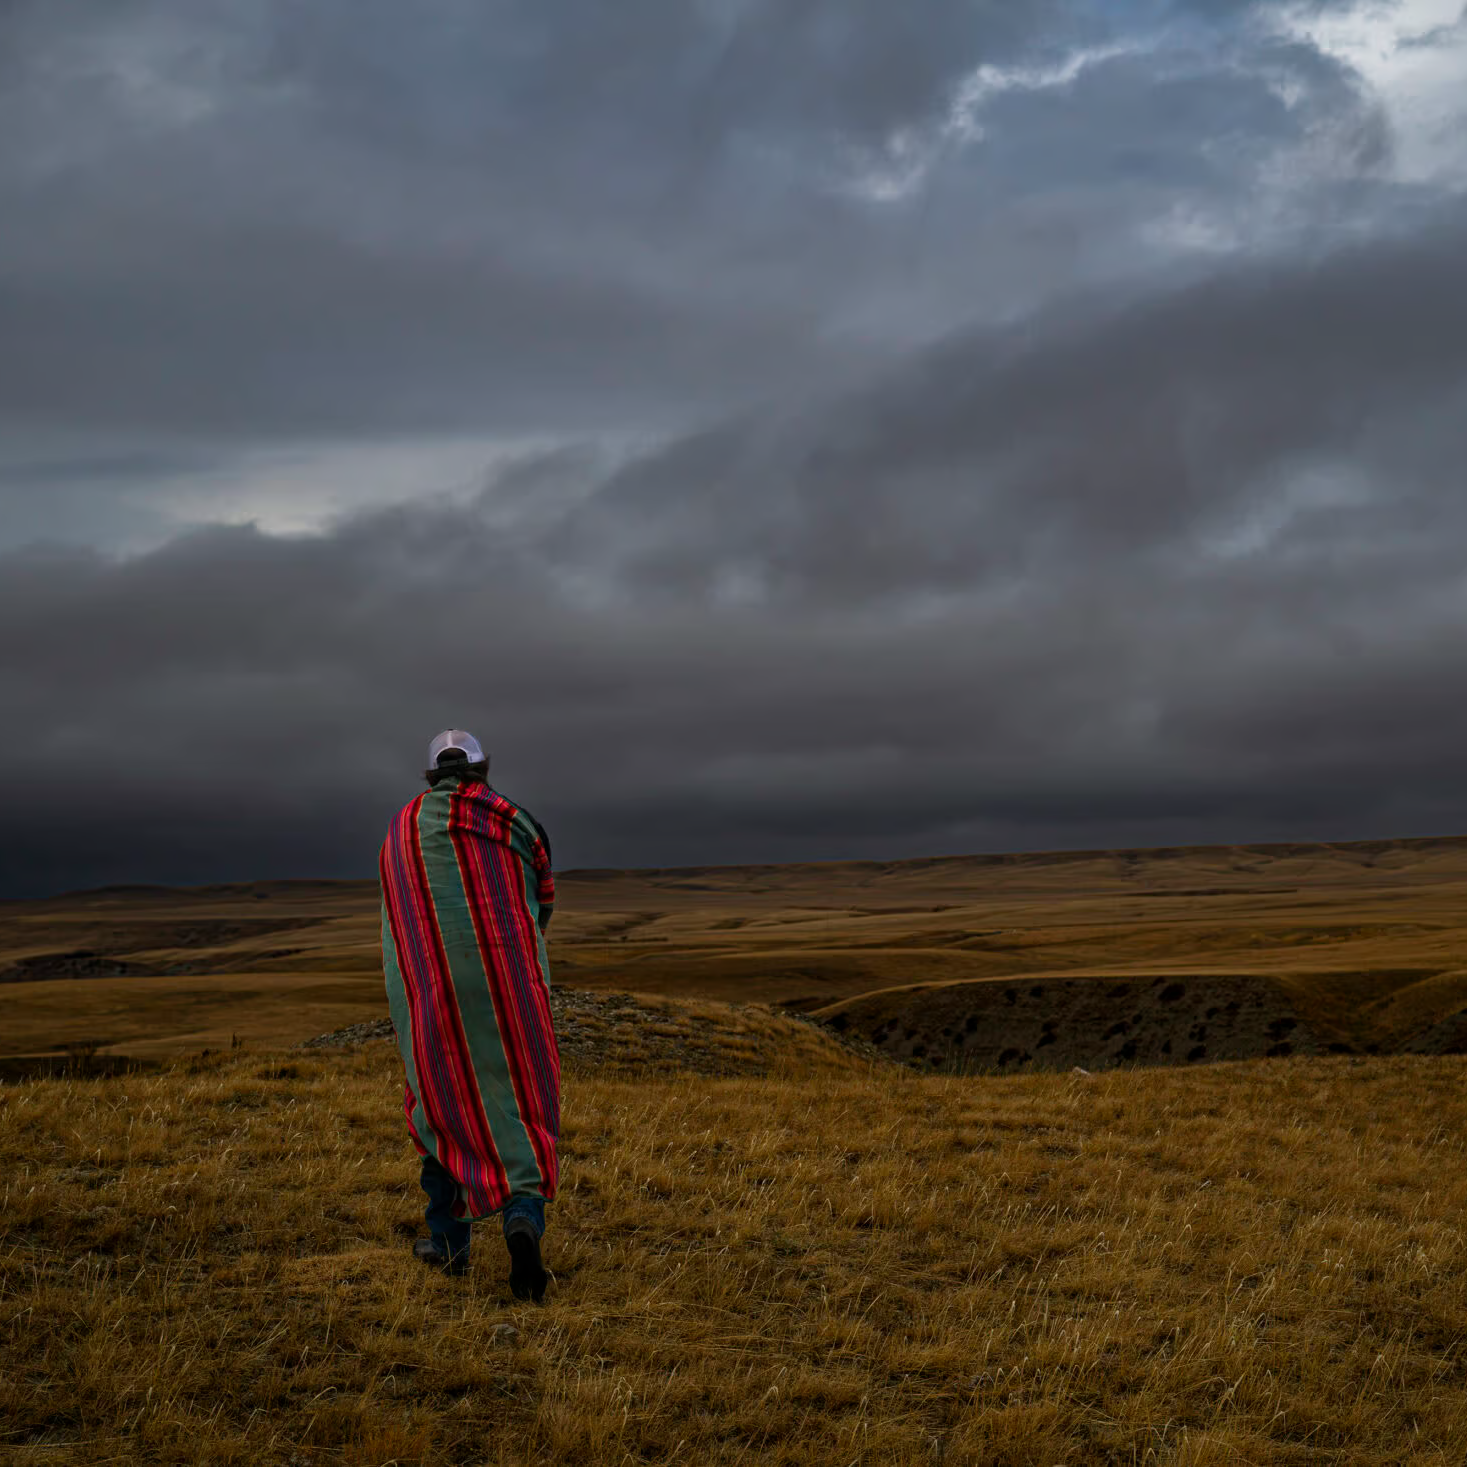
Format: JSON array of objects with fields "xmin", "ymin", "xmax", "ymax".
[
  {"xmin": 104, "ymin": 918, "xmax": 316, "ymax": 951},
  {"xmin": 0, "ymin": 919, "xmax": 324, "ymax": 982},
  {"xmin": 821, "ymin": 973, "xmax": 1329, "ymax": 1072},
  {"xmin": 1403, "ymin": 1009, "xmax": 1467, "ymax": 1055},
  {"xmin": 0, "ymin": 951, "xmax": 158, "ymax": 982}
]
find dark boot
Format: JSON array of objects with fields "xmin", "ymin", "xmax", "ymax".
[
  {"xmin": 418, "ymin": 1153, "xmax": 472, "ymax": 1273},
  {"xmin": 504, "ymin": 1217, "xmax": 547, "ymax": 1301},
  {"xmin": 413, "ymin": 1236, "xmax": 468, "ymax": 1276}
]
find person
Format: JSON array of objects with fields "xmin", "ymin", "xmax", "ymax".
[{"xmin": 379, "ymin": 729, "xmax": 559, "ymax": 1299}]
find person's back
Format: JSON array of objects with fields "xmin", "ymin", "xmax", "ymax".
[{"xmin": 379, "ymin": 729, "xmax": 558, "ymax": 1298}]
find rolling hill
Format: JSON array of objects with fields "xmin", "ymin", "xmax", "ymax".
[{"xmin": 5, "ymin": 834, "xmax": 1467, "ymax": 1071}]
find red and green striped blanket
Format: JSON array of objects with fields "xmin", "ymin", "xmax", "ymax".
[{"xmin": 379, "ymin": 776, "xmax": 559, "ymax": 1219}]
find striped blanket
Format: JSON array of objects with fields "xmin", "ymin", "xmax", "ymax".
[{"xmin": 379, "ymin": 775, "xmax": 559, "ymax": 1219}]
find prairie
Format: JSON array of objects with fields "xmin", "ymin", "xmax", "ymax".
[
  {"xmin": 4, "ymin": 1045, "xmax": 1466, "ymax": 1464},
  {"xmin": 6, "ymin": 837, "xmax": 1467, "ymax": 1463},
  {"xmin": 7, "ymin": 835, "xmax": 1467, "ymax": 1068}
]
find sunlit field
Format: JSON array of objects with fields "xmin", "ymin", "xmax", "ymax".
[{"xmin": 4, "ymin": 1043, "xmax": 1466, "ymax": 1465}]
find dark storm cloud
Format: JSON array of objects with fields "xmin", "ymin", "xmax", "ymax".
[
  {"xmin": 2, "ymin": 1, "xmax": 1466, "ymax": 892},
  {"xmin": 0, "ymin": 0, "xmax": 1409, "ymax": 455},
  {"xmin": 4, "ymin": 217, "xmax": 1467, "ymax": 894},
  {"xmin": 0, "ymin": 0, "xmax": 1059, "ymax": 440},
  {"xmin": 0, "ymin": 218, "xmax": 838, "ymax": 436},
  {"xmin": 271, "ymin": 0, "xmax": 1044, "ymax": 149},
  {"xmin": 554, "ymin": 209, "xmax": 1467, "ymax": 605}
]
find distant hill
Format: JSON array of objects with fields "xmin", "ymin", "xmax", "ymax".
[{"xmin": 4, "ymin": 832, "xmax": 1467, "ymax": 1071}]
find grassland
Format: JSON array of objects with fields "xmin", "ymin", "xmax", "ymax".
[
  {"xmin": 5, "ymin": 1044, "xmax": 1467, "ymax": 1464},
  {"xmin": 7, "ymin": 838, "xmax": 1467, "ymax": 1462},
  {"xmin": 7, "ymin": 836, "xmax": 1467, "ymax": 1067}
]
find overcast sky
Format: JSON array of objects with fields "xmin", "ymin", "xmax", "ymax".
[{"xmin": 3, "ymin": 0, "xmax": 1466, "ymax": 895}]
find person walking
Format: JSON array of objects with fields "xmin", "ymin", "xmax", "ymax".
[{"xmin": 379, "ymin": 729, "xmax": 558, "ymax": 1300}]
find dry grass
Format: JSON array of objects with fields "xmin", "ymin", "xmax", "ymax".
[
  {"xmin": 5, "ymin": 1047, "xmax": 1467, "ymax": 1464},
  {"xmin": 10, "ymin": 836, "xmax": 1467, "ymax": 1063},
  {"xmin": 545, "ymin": 991, "xmax": 883, "ymax": 1076}
]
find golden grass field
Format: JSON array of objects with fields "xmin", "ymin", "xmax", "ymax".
[
  {"xmin": 6, "ymin": 835, "xmax": 1467, "ymax": 1463},
  {"xmin": 4, "ymin": 1045, "xmax": 1467, "ymax": 1464}
]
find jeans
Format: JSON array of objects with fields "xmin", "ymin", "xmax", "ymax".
[{"xmin": 420, "ymin": 1152, "xmax": 546, "ymax": 1266}]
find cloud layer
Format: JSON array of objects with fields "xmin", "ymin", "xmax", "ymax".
[{"xmin": 1, "ymin": 1, "xmax": 1465, "ymax": 892}]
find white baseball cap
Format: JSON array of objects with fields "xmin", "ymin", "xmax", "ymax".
[{"xmin": 428, "ymin": 729, "xmax": 486, "ymax": 765}]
